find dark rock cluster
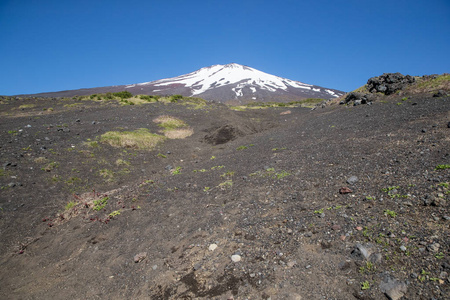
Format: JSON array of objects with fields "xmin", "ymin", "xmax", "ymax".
[
  {"xmin": 340, "ymin": 73, "xmax": 416, "ymax": 106},
  {"xmin": 340, "ymin": 92, "xmax": 377, "ymax": 106},
  {"xmin": 367, "ymin": 72, "xmax": 415, "ymax": 95}
]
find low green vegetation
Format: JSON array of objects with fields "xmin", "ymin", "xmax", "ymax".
[
  {"xmin": 230, "ymin": 98, "xmax": 325, "ymax": 110},
  {"xmin": 172, "ymin": 166, "xmax": 182, "ymax": 175},
  {"xmin": 109, "ymin": 210, "xmax": 121, "ymax": 218},
  {"xmin": 361, "ymin": 281, "xmax": 370, "ymax": 290},
  {"xmin": 65, "ymin": 201, "xmax": 76, "ymax": 210},
  {"xmin": 435, "ymin": 164, "xmax": 450, "ymax": 170},
  {"xmin": 42, "ymin": 161, "xmax": 59, "ymax": 172},
  {"xmin": 415, "ymin": 74, "xmax": 450, "ymax": 90},
  {"xmin": 99, "ymin": 168, "xmax": 114, "ymax": 181},
  {"xmin": 384, "ymin": 209, "xmax": 397, "ymax": 218},
  {"xmin": 99, "ymin": 128, "xmax": 165, "ymax": 150},
  {"xmin": 93, "ymin": 197, "xmax": 108, "ymax": 211}
]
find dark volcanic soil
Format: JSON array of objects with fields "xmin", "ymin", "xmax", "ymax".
[{"xmin": 0, "ymin": 93, "xmax": 449, "ymax": 299}]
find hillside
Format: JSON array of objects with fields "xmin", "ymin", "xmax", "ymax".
[{"xmin": 0, "ymin": 75, "xmax": 449, "ymax": 299}]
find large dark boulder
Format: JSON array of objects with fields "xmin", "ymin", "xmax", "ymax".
[{"xmin": 367, "ymin": 73, "xmax": 415, "ymax": 95}]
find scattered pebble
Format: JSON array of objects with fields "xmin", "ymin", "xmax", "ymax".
[
  {"xmin": 339, "ymin": 187, "xmax": 352, "ymax": 194},
  {"xmin": 346, "ymin": 176, "xmax": 358, "ymax": 185},
  {"xmin": 208, "ymin": 244, "xmax": 218, "ymax": 251},
  {"xmin": 134, "ymin": 252, "xmax": 147, "ymax": 263},
  {"xmin": 231, "ymin": 255, "xmax": 241, "ymax": 262}
]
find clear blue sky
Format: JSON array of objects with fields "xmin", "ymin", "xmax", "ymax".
[{"xmin": 1, "ymin": 0, "xmax": 449, "ymax": 95}]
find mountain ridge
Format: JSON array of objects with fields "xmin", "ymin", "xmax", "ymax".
[{"xmin": 17, "ymin": 63, "xmax": 345, "ymax": 103}]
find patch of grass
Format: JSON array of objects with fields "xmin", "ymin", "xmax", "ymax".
[
  {"xmin": 221, "ymin": 171, "xmax": 235, "ymax": 178},
  {"xmin": 65, "ymin": 201, "xmax": 76, "ymax": 210},
  {"xmin": 85, "ymin": 140, "xmax": 99, "ymax": 148},
  {"xmin": 314, "ymin": 208, "xmax": 324, "ymax": 214},
  {"xmin": 274, "ymin": 170, "xmax": 291, "ymax": 180},
  {"xmin": 8, "ymin": 130, "xmax": 18, "ymax": 135},
  {"xmin": 211, "ymin": 165, "xmax": 225, "ymax": 170},
  {"xmin": 64, "ymin": 103, "xmax": 83, "ymax": 108},
  {"xmin": 34, "ymin": 157, "xmax": 48, "ymax": 164},
  {"xmin": 18, "ymin": 104, "xmax": 36, "ymax": 109},
  {"xmin": 172, "ymin": 166, "xmax": 182, "ymax": 175},
  {"xmin": 361, "ymin": 281, "xmax": 370, "ymax": 290},
  {"xmin": 384, "ymin": 209, "xmax": 397, "ymax": 218},
  {"xmin": 115, "ymin": 159, "xmax": 130, "ymax": 166},
  {"xmin": 109, "ymin": 210, "xmax": 121, "ymax": 218},
  {"xmin": 65, "ymin": 177, "xmax": 82, "ymax": 185},
  {"xmin": 203, "ymin": 187, "xmax": 210, "ymax": 192},
  {"xmin": 42, "ymin": 161, "xmax": 59, "ymax": 172},
  {"xmin": 218, "ymin": 180, "xmax": 233, "ymax": 189},
  {"xmin": 236, "ymin": 145, "xmax": 248, "ymax": 151},
  {"xmin": 157, "ymin": 153, "xmax": 167, "ymax": 158},
  {"xmin": 435, "ymin": 164, "xmax": 450, "ymax": 170},
  {"xmin": 153, "ymin": 115, "xmax": 193, "ymax": 139},
  {"xmin": 381, "ymin": 186, "xmax": 400, "ymax": 192},
  {"xmin": 415, "ymin": 74, "xmax": 450, "ymax": 90},
  {"xmin": 100, "ymin": 128, "xmax": 165, "ymax": 150},
  {"xmin": 99, "ymin": 168, "xmax": 115, "ymax": 181},
  {"xmin": 153, "ymin": 115, "xmax": 187, "ymax": 130},
  {"xmin": 93, "ymin": 197, "xmax": 108, "ymax": 211}
]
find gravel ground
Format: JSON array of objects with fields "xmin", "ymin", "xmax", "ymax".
[{"xmin": 0, "ymin": 92, "xmax": 449, "ymax": 299}]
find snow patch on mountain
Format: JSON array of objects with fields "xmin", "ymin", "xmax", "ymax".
[{"xmin": 150, "ymin": 63, "xmax": 315, "ymax": 97}]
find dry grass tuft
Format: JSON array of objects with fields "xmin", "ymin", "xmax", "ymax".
[{"xmin": 99, "ymin": 128, "xmax": 165, "ymax": 150}]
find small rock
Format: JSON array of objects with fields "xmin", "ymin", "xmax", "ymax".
[
  {"xmin": 208, "ymin": 244, "xmax": 218, "ymax": 251},
  {"xmin": 400, "ymin": 245, "xmax": 407, "ymax": 252},
  {"xmin": 427, "ymin": 243, "xmax": 440, "ymax": 252},
  {"xmin": 380, "ymin": 274, "xmax": 407, "ymax": 300},
  {"xmin": 331, "ymin": 224, "xmax": 341, "ymax": 231},
  {"xmin": 431, "ymin": 197, "xmax": 446, "ymax": 207},
  {"xmin": 369, "ymin": 253, "xmax": 382, "ymax": 264},
  {"xmin": 287, "ymin": 260, "xmax": 297, "ymax": 268},
  {"xmin": 152, "ymin": 265, "xmax": 158, "ymax": 270},
  {"xmin": 356, "ymin": 226, "xmax": 363, "ymax": 231},
  {"xmin": 305, "ymin": 265, "xmax": 311, "ymax": 269},
  {"xmin": 421, "ymin": 129, "xmax": 427, "ymax": 133},
  {"xmin": 304, "ymin": 231, "xmax": 313, "ymax": 237},
  {"xmin": 346, "ymin": 176, "xmax": 358, "ymax": 185},
  {"xmin": 339, "ymin": 187, "xmax": 352, "ymax": 194},
  {"xmin": 134, "ymin": 252, "xmax": 147, "ymax": 263},
  {"xmin": 231, "ymin": 254, "xmax": 241, "ymax": 262}
]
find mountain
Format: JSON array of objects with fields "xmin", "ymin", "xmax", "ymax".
[{"xmin": 21, "ymin": 63, "xmax": 344, "ymax": 103}]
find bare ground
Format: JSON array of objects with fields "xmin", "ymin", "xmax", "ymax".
[{"xmin": 0, "ymin": 93, "xmax": 449, "ymax": 299}]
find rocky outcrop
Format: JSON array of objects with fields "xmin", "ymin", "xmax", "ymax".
[
  {"xmin": 367, "ymin": 73, "xmax": 415, "ymax": 95},
  {"xmin": 339, "ymin": 92, "xmax": 377, "ymax": 106}
]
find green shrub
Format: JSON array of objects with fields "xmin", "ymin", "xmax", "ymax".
[
  {"xmin": 170, "ymin": 94, "xmax": 183, "ymax": 102},
  {"xmin": 112, "ymin": 91, "xmax": 133, "ymax": 99}
]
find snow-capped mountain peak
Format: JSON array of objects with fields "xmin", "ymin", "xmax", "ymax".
[{"xmin": 146, "ymin": 63, "xmax": 316, "ymax": 98}]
